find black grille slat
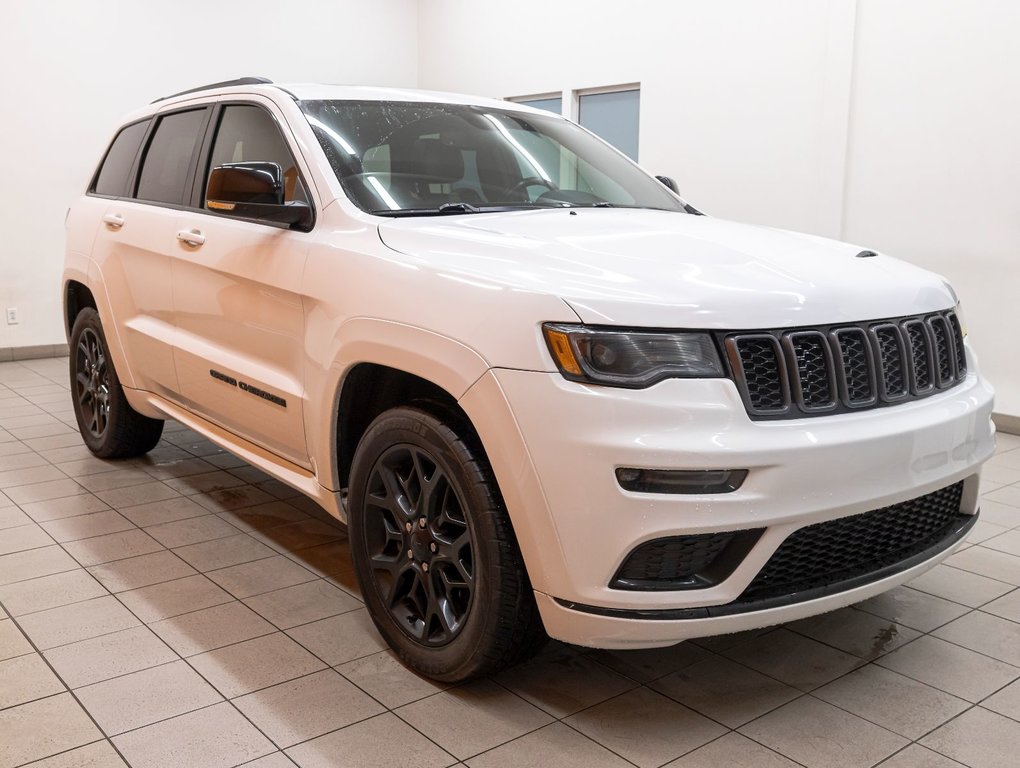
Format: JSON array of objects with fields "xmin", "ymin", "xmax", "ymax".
[
  {"xmin": 731, "ymin": 336, "xmax": 788, "ymax": 414},
  {"xmin": 948, "ymin": 312, "xmax": 967, "ymax": 378},
  {"xmin": 873, "ymin": 325, "xmax": 907, "ymax": 399},
  {"xmin": 724, "ymin": 310, "xmax": 966, "ymax": 420},
  {"xmin": 903, "ymin": 320, "xmax": 934, "ymax": 394},
  {"xmin": 739, "ymin": 482, "xmax": 966, "ymax": 602},
  {"xmin": 788, "ymin": 333, "xmax": 836, "ymax": 409},
  {"xmin": 833, "ymin": 328, "xmax": 875, "ymax": 405},
  {"xmin": 929, "ymin": 316, "xmax": 954, "ymax": 386}
]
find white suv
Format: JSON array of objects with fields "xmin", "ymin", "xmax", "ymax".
[{"xmin": 63, "ymin": 77, "xmax": 995, "ymax": 681}]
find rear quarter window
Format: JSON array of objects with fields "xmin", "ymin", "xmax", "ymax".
[{"xmin": 91, "ymin": 120, "xmax": 150, "ymax": 197}]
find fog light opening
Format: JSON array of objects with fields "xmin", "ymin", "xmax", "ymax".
[{"xmin": 615, "ymin": 468, "xmax": 748, "ymax": 494}]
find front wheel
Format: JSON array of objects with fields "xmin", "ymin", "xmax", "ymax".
[
  {"xmin": 348, "ymin": 406, "xmax": 546, "ymax": 681},
  {"xmin": 69, "ymin": 308, "xmax": 163, "ymax": 458}
]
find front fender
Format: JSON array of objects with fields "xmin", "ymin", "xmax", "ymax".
[{"xmin": 306, "ymin": 318, "xmax": 490, "ymax": 491}]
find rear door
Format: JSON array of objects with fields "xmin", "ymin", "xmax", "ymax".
[
  {"xmin": 171, "ymin": 101, "xmax": 313, "ymax": 465},
  {"xmin": 88, "ymin": 108, "xmax": 210, "ymax": 399}
]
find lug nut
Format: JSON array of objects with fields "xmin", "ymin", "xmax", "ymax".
[
  {"xmin": 421, "ymin": 562, "xmax": 429, "ymax": 572},
  {"xmin": 429, "ymin": 542, "xmax": 437, "ymax": 553},
  {"xmin": 406, "ymin": 549, "xmax": 413, "ymax": 559},
  {"xmin": 404, "ymin": 522, "xmax": 412, "ymax": 533},
  {"xmin": 418, "ymin": 517, "xmax": 427, "ymax": 529}
]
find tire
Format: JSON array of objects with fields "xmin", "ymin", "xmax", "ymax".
[
  {"xmin": 69, "ymin": 308, "xmax": 164, "ymax": 458},
  {"xmin": 348, "ymin": 406, "xmax": 546, "ymax": 681}
]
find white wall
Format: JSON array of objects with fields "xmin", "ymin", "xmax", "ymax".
[
  {"xmin": 843, "ymin": 0, "xmax": 1020, "ymax": 417},
  {"xmin": 418, "ymin": 0, "xmax": 1020, "ymax": 417},
  {"xmin": 0, "ymin": 0, "xmax": 418, "ymax": 350},
  {"xmin": 419, "ymin": 0, "xmax": 853, "ymax": 237}
]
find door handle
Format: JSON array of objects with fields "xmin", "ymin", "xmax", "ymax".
[
  {"xmin": 102, "ymin": 213, "xmax": 125, "ymax": 230},
  {"xmin": 176, "ymin": 229, "xmax": 206, "ymax": 247}
]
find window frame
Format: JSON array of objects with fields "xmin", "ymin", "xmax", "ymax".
[
  {"xmin": 86, "ymin": 117, "xmax": 153, "ymax": 200},
  {"xmin": 131, "ymin": 107, "xmax": 213, "ymax": 207},
  {"xmin": 86, "ymin": 101, "xmax": 316, "ymax": 233},
  {"xmin": 188, "ymin": 100, "xmax": 317, "ymax": 233}
]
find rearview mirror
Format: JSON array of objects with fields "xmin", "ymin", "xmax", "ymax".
[
  {"xmin": 655, "ymin": 175, "xmax": 679, "ymax": 194},
  {"xmin": 207, "ymin": 162, "xmax": 312, "ymax": 230}
]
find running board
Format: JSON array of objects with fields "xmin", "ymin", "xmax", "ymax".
[{"xmin": 134, "ymin": 391, "xmax": 344, "ymax": 521}]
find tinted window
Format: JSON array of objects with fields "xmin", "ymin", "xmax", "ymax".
[
  {"xmin": 93, "ymin": 121, "xmax": 149, "ymax": 197},
  {"xmin": 136, "ymin": 110, "xmax": 206, "ymax": 204},
  {"xmin": 206, "ymin": 105, "xmax": 307, "ymax": 204}
]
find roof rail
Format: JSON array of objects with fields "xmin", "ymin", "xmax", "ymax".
[{"xmin": 152, "ymin": 77, "xmax": 273, "ymax": 103}]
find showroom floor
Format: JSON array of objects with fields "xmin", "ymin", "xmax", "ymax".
[{"xmin": 1, "ymin": 357, "xmax": 1019, "ymax": 768}]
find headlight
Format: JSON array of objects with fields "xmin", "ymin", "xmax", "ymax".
[{"xmin": 542, "ymin": 323, "xmax": 724, "ymax": 388}]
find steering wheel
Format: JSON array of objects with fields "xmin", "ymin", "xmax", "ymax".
[{"xmin": 507, "ymin": 176, "xmax": 559, "ymax": 198}]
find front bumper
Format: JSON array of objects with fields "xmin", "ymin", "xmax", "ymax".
[{"xmin": 461, "ymin": 357, "xmax": 994, "ymax": 647}]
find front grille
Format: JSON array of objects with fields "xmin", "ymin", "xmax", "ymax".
[
  {"xmin": 738, "ymin": 481, "xmax": 966, "ymax": 603},
  {"xmin": 724, "ymin": 309, "xmax": 966, "ymax": 419}
]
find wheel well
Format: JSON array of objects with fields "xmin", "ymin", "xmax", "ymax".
[
  {"xmin": 336, "ymin": 363, "xmax": 474, "ymax": 488},
  {"xmin": 65, "ymin": 281, "xmax": 97, "ymax": 337}
]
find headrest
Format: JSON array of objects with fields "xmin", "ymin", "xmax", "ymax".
[{"xmin": 411, "ymin": 138, "xmax": 464, "ymax": 183}]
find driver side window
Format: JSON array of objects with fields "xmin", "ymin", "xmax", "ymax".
[{"xmin": 206, "ymin": 105, "xmax": 309, "ymax": 207}]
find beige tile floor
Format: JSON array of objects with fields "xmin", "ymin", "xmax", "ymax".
[{"xmin": 1, "ymin": 356, "xmax": 1019, "ymax": 768}]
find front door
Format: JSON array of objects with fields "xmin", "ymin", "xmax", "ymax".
[{"xmin": 171, "ymin": 102, "xmax": 312, "ymax": 465}]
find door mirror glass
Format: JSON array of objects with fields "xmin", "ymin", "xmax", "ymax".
[
  {"xmin": 207, "ymin": 162, "xmax": 312, "ymax": 229},
  {"xmin": 208, "ymin": 162, "xmax": 285, "ymax": 206}
]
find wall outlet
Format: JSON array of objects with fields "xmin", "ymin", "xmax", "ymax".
[{"xmin": 5, "ymin": 308, "xmax": 18, "ymax": 325}]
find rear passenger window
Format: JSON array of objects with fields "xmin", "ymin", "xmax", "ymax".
[
  {"xmin": 206, "ymin": 105, "xmax": 308, "ymax": 205},
  {"xmin": 136, "ymin": 109, "xmax": 206, "ymax": 205},
  {"xmin": 92, "ymin": 121, "xmax": 149, "ymax": 197}
]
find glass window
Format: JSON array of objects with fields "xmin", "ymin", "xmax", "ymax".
[
  {"xmin": 578, "ymin": 89, "xmax": 640, "ymax": 161},
  {"xmin": 136, "ymin": 110, "xmax": 206, "ymax": 204},
  {"xmin": 92, "ymin": 120, "xmax": 149, "ymax": 197},
  {"xmin": 301, "ymin": 100, "xmax": 682, "ymax": 216},
  {"xmin": 514, "ymin": 96, "xmax": 562, "ymax": 115},
  {"xmin": 206, "ymin": 105, "xmax": 308, "ymax": 204}
]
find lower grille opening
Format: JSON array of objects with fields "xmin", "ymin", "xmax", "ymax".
[
  {"xmin": 612, "ymin": 529, "xmax": 763, "ymax": 591},
  {"xmin": 562, "ymin": 479, "xmax": 975, "ymax": 622},
  {"xmin": 737, "ymin": 480, "xmax": 966, "ymax": 603}
]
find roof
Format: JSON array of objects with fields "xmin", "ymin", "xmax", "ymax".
[{"xmin": 151, "ymin": 78, "xmax": 542, "ymax": 115}]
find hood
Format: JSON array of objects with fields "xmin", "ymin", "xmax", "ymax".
[{"xmin": 377, "ymin": 208, "xmax": 955, "ymax": 329}]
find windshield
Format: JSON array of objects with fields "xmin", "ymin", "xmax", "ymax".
[{"xmin": 300, "ymin": 100, "xmax": 688, "ymax": 215}]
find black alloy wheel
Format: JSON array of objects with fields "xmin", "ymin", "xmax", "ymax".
[
  {"xmin": 74, "ymin": 327, "xmax": 112, "ymax": 439},
  {"xmin": 348, "ymin": 406, "xmax": 546, "ymax": 681},
  {"xmin": 364, "ymin": 444, "xmax": 475, "ymax": 646},
  {"xmin": 69, "ymin": 308, "xmax": 163, "ymax": 458}
]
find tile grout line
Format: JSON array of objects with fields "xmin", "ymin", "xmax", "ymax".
[
  {"xmin": 5, "ymin": 355, "xmax": 1020, "ymax": 767},
  {"xmin": 0, "ymin": 595, "xmax": 136, "ymax": 767}
]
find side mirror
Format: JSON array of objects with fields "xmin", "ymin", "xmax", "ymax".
[
  {"xmin": 207, "ymin": 162, "xmax": 312, "ymax": 229},
  {"xmin": 655, "ymin": 175, "xmax": 679, "ymax": 194}
]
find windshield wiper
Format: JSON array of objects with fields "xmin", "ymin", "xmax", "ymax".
[
  {"xmin": 438, "ymin": 202, "xmax": 480, "ymax": 213},
  {"xmin": 370, "ymin": 203, "xmax": 546, "ymax": 217}
]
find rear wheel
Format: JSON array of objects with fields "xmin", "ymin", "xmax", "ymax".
[
  {"xmin": 348, "ymin": 406, "xmax": 546, "ymax": 681},
  {"xmin": 69, "ymin": 308, "xmax": 163, "ymax": 458}
]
